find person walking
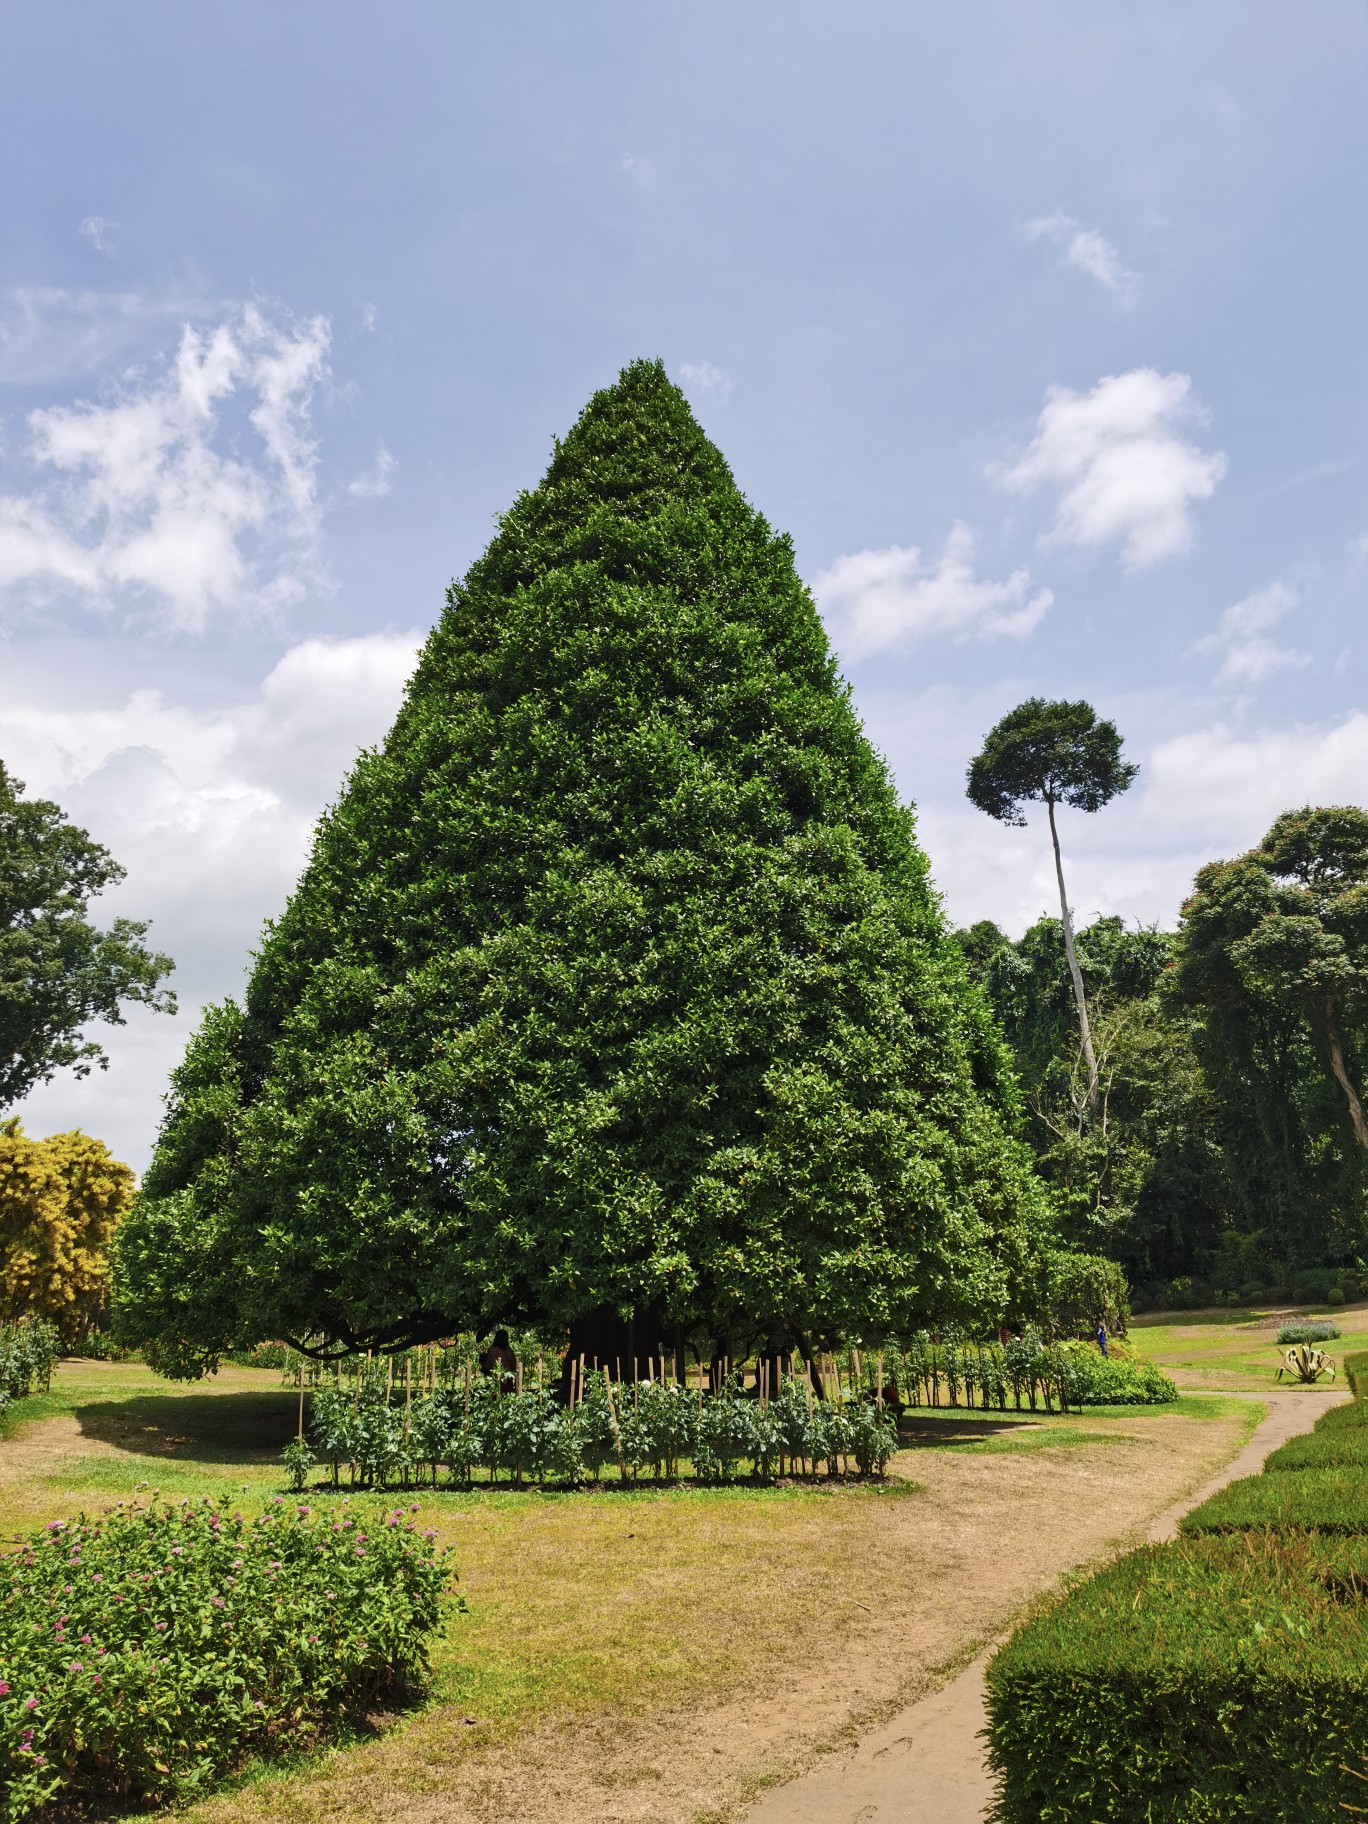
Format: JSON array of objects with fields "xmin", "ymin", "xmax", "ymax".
[{"xmin": 1096, "ymin": 1320, "xmax": 1109, "ymax": 1359}]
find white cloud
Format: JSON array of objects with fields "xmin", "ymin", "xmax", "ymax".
[
  {"xmin": 361, "ymin": 303, "xmax": 378, "ymax": 333},
  {"xmin": 1193, "ymin": 581, "xmax": 1309, "ymax": 684},
  {"xmin": 1025, "ymin": 212, "xmax": 1134, "ymax": 293},
  {"xmin": 813, "ymin": 521, "xmax": 1052, "ymax": 661},
  {"xmin": 1140, "ymin": 713, "xmax": 1368, "ymax": 841},
  {"xmin": 348, "ymin": 443, "xmax": 395, "ymax": 499},
  {"xmin": 678, "ymin": 360, "xmax": 732, "ymax": 401},
  {"xmin": 78, "ymin": 216, "xmax": 118, "ymax": 255},
  {"xmin": 0, "ymin": 306, "xmax": 329, "ymax": 632},
  {"xmin": 4, "ymin": 629, "xmax": 423, "ymax": 1167},
  {"xmin": 998, "ymin": 369, "xmax": 1226, "ymax": 570}
]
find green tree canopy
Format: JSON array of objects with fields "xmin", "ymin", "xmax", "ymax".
[
  {"xmin": 967, "ymin": 699, "xmax": 1137, "ymax": 1110},
  {"xmin": 116, "ymin": 359, "xmax": 1052, "ymax": 1376},
  {"xmin": 1174, "ymin": 806, "xmax": 1368, "ymax": 1263},
  {"xmin": 0, "ymin": 761, "xmax": 174, "ymax": 1109},
  {"xmin": 960, "ymin": 915, "xmax": 1232, "ymax": 1290}
]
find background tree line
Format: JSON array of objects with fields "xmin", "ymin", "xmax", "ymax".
[{"xmin": 958, "ymin": 805, "xmax": 1368, "ymax": 1308}]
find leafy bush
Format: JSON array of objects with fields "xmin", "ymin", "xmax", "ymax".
[
  {"xmin": 1042, "ymin": 1249, "xmax": 1131, "ymax": 1339},
  {"xmin": 986, "ymin": 1532, "xmax": 1368, "ymax": 1822},
  {"xmin": 0, "ymin": 1320, "xmax": 60, "ymax": 1415},
  {"xmin": 1056, "ymin": 1343, "xmax": 1178, "ymax": 1407},
  {"xmin": 1181, "ymin": 1466, "xmax": 1368, "ymax": 1535},
  {"xmin": 1276, "ymin": 1319, "xmax": 1341, "ymax": 1344},
  {"xmin": 1344, "ymin": 1350, "xmax": 1368, "ymax": 1399},
  {"xmin": 0, "ymin": 1493, "xmax": 452, "ymax": 1819}
]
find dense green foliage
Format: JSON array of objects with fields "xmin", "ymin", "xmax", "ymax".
[
  {"xmin": 1040, "ymin": 1247, "xmax": 1130, "ymax": 1337},
  {"xmin": 1173, "ymin": 806, "xmax": 1368, "ymax": 1274},
  {"xmin": 0, "ymin": 761, "xmax": 174, "ymax": 1110},
  {"xmin": 961, "ymin": 916, "xmax": 1235, "ymax": 1295},
  {"xmin": 0, "ymin": 1494, "xmax": 451, "ymax": 1820},
  {"xmin": 986, "ymin": 1533, "xmax": 1368, "ymax": 1822},
  {"xmin": 116, "ymin": 359, "xmax": 1051, "ymax": 1375}
]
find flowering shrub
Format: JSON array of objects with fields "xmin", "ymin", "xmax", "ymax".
[{"xmin": 0, "ymin": 1494, "xmax": 453, "ymax": 1819}]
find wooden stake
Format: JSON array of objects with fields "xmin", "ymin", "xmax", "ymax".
[
  {"xmin": 404, "ymin": 1357, "xmax": 412, "ymax": 1437},
  {"xmin": 297, "ymin": 1354, "xmax": 306, "ymax": 1440}
]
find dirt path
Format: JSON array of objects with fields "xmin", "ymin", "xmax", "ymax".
[{"xmin": 740, "ymin": 1389, "xmax": 1344, "ymax": 1824}]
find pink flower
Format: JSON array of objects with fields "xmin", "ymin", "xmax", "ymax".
[
  {"xmin": 92, "ymin": 1674, "xmax": 102, "ymax": 1686},
  {"xmin": 26, "ymin": 1697, "xmax": 38, "ymax": 1711},
  {"xmin": 79, "ymin": 1634, "xmax": 92, "ymax": 1645},
  {"xmin": 155, "ymin": 1621, "xmax": 167, "ymax": 1631},
  {"xmin": 0, "ymin": 1680, "xmax": 8, "ymax": 1695},
  {"xmin": 69, "ymin": 1662, "xmax": 83, "ymax": 1673}
]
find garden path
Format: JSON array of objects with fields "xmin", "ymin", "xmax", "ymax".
[{"xmin": 740, "ymin": 1387, "xmax": 1345, "ymax": 1824}]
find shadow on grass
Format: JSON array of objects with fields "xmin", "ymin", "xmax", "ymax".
[{"xmin": 72, "ymin": 1391, "xmax": 298, "ymax": 1463}]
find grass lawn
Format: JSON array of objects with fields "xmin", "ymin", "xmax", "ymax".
[
  {"xmin": 0, "ymin": 1360, "xmax": 1262, "ymax": 1824},
  {"xmin": 1129, "ymin": 1300, "xmax": 1366, "ymax": 1391}
]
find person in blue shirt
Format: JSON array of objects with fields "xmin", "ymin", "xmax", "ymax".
[{"xmin": 1096, "ymin": 1321, "xmax": 1109, "ymax": 1358}]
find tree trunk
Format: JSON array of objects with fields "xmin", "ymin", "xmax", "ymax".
[
  {"xmin": 1323, "ymin": 1002, "xmax": 1368, "ymax": 1147},
  {"xmin": 1047, "ymin": 794, "xmax": 1100, "ymax": 1112}
]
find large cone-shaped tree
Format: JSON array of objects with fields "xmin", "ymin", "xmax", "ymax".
[{"xmin": 116, "ymin": 360, "xmax": 1051, "ymax": 1376}]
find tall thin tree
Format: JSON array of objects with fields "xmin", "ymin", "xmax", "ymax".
[{"xmin": 967, "ymin": 698, "xmax": 1137, "ymax": 1113}]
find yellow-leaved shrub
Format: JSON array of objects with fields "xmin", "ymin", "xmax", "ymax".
[{"xmin": 0, "ymin": 1121, "xmax": 133, "ymax": 1341}]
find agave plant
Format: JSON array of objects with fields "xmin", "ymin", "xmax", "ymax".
[{"xmin": 1277, "ymin": 1342, "xmax": 1337, "ymax": 1384}]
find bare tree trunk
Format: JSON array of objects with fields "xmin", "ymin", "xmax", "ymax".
[
  {"xmin": 1047, "ymin": 794, "xmax": 1099, "ymax": 1112},
  {"xmin": 1323, "ymin": 1003, "xmax": 1368, "ymax": 1147}
]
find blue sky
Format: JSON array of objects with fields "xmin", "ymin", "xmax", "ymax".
[{"xmin": 3, "ymin": 3, "xmax": 1365, "ymax": 1166}]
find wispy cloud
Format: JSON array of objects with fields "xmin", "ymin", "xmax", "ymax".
[
  {"xmin": 619, "ymin": 152, "xmax": 657, "ymax": 192},
  {"xmin": 361, "ymin": 302, "xmax": 378, "ymax": 333},
  {"xmin": 1025, "ymin": 211, "xmax": 1134, "ymax": 294},
  {"xmin": 0, "ymin": 305, "xmax": 330, "ymax": 632},
  {"xmin": 678, "ymin": 360, "xmax": 732, "ymax": 401},
  {"xmin": 78, "ymin": 215, "xmax": 118, "ymax": 256},
  {"xmin": 997, "ymin": 369, "xmax": 1226, "ymax": 570},
  {"xmin": 0, "ymin": 287, "xmax": 219, "ymax": 385},
  {"xmin": 348, "ymin": 443, "xmax": 394, "ymax": 499},
  {"xmin": 813, "ymin": 521, "xmax": 1052, "ymax": 662},
  {"xmin": 1193, "ymin": 581, "xmax": 1309, "ymax": 684}
]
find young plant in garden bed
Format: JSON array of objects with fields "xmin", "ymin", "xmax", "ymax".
[{"xmin": 0, "ymin": 1492, "xmax": 455, "ymax": 1820}]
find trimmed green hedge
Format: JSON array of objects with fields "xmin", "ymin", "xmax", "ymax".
[
  {"xmin": 1345, "ymin": 1351, "xmax": 1368, "ymax": 1398},
  {"xmin": 985, "ymin": 1533, "xmax": 1368, "ymax": 1822},
  {"xmin": 1181, "ymin": 1466, "xmax": 1368, "ymax": 1535},
  {"xmin": 1265, "ymin": 1410, "xmax": 1368, "ymax": 1474}
]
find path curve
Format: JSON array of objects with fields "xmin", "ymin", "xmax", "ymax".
[{"xmin": 741, "ymin": 1389, "xmax": 1345, "ymax": 1824}]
